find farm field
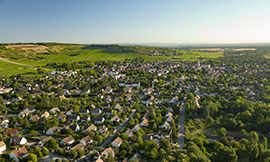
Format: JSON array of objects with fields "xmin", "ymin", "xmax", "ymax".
[
  {"xmin": 0, "ymin": 44, "xmax": 224, "ymax": 76},
  {"xmin": 175, "ymin": 51, "xmax": 223, "ymax": 61}
]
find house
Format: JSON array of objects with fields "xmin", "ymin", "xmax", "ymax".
[
  {"xmin": 159, "ymin": 121, "xmax": 170, "ymax": 130},
  {"xmin": 124, "ymin": 86, "xmax": 132, "ymax": 93},
  {"xmin": 60, "ymin": 135, "xmax": 74, "ymax": 145},
  {"xmin": 110, "ymin": 115, "xmax": 121, "ymax": 123},
  {"xmin": 90, "ymin": 104, "xmax": 96, "ymax": 109},
  {"xmin": 125, "ymin": 128, "xmax": 133, "ymax": 137},
  {"xmin": 140, "ymin": 119, "xmax": 148, "ymax": 127},
  {"xmin": 68, "ymin": 115, "xmax": 80, "ymax": 122},
  {"xmin": 66, "ymin": 110, "xmax": 76, "ymax": 116},
  {"xmin": 142, "ymin": 135, "xmax": 153, "ymax": 141},
  {"xmin": 111, "ymin": 137, "xmax": 122, "ymax": 147},
  {"xmin": 101, "ymin": 147, "xmax": 115, "ymax": 158},
  {"xmin": 118, "ymin": 81, "xmax": 126, "ymax": 87},
  {"xmin": 25, "ymin": 106, "xmax": 36, "ymax": 113},
  {"xmin": 132, "ymin": 82, "xmax": 140, "ymax": 89},
  {"xmin": 114, "ymin": 104, "xmax": 122, "ymax": 110},
  {"xmin": 94, "ymin": 117, "xmax": 105, "ymax": 124},
  {"xmin": 38, "ymin": 136, "xmax": 54, "ymax": 148},
  {"xmin": 166, "ymin": 116, "xmax": 173, "ymax": 123},
  {"xmin": 81, "ymin": 116, "xmax": 91, "ymax": 122},
  {"xmin": 103, "ymin": 109, "xmax": 113, "ymax": 115},
  {"xmin": 83, "ymin": 124, "xmax": 97, "ymax": 133},
  {"xmin": 0, "ymin": 141, "xmax": 6, "ymax": 154},
  {"xmin": 92, "ymin": 109, "xmax": 102, "ymax": 115},
  {"xmin": 153, "ymin": 131, "xmax": 163, "ymax": 140},
  {"xmin": 29, "ymin": 114, "xmax": 40, "ymax": 121},
  {"xmin": 41, "ymin": 111, "xmax": 50, "ymax": 118},
  {"xmin": 79, "ymin": 109, "xmax": 90, "ymax": 115},
  {"xmin": 10, "ymin": 146, "xmax": 28, "ymax": 162},
  {"xmin": 57, "ymin": 113, "xmax": 67, "ymax": 121},
  {"xmin": 3, "ymin": 129, "xmax": 18, "ymax": 136},
  {"xmin": 18, "ymin": 110, "xmax": 29, "ymax": 118},
  {"xmin": 104, "ymin": 86, "xmax": 113, "ymax": 93},
  {"xmin": 98, "ymin": 125, "xmax": 108, "ymax": 134},
  {"xmin": 70, "ymin": 143, "xmax": 84, "ymax": 152},
  {"xmin": 101, "ymin": 104, "xmax": 110, "ymax": 109},
  {"xmin": 132, "ymin": 124, "xmax": 141, "ymax": 132},
  {"xmin": 1, "ymin": 117, "xmax": 9, "ymax": 123},
  {"xmin": 80, "ymin": 135, "xmax": 93, "ymax": 146},
  {"xmin": 95, "ymin": 159, "xmax": 104, "ymax": 162},
  {"xmin": 46, "ymin": 126, "xmax": 60, "ymax": 135},
  {"xmin": 62, "ymin": 123, "xmax": 80, "ymax": 133},
  {"xmin": 130, "ymin": 153, "xmax": 142, "ymax": 162},
  {"xmin": 50, "ymin": 107, "xmax": 60, "ymax": 114},
  {"xmin": 10, "ymin": 135, "xmax": 27, "ymax": 146}
]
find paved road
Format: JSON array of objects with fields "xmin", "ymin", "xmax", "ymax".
[
  {"xmin": 78, "ymin": 109, "xmax": 136, "ymax": 162},
  {"xmin": 100, "ymin": 109, "xmax": 136, "ymax": 148},
  {"xmin": 177, "ymin": 82, "xmax": 191, "ymax": 150}
]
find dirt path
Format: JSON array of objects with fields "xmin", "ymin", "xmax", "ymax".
[{"xmin": 0, "ymin": 57, "xmax": 32, "ymax": 66}]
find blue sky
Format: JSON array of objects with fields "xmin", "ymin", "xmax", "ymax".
[{"xmin": 1, "ymin": 0, "xmax": 270, "ymax": 44}]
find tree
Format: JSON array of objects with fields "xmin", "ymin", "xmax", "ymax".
[
  {"xmin": 217, "ymin": 127, "xmax": 227, "ymax": 136},
  {"xmin": 45, "ymin": 139, "xmax": 58, "ymax": 150},
  {"xmin": 30, "ymin": 130, "xmax": 37, "ymax": 137},
  {"xmin": 70, "ymin": 149, "xmax": 77, "ymax": 159},
  {"xmin": 160, "ymin": 139, "xmax": 170, "ymax": 152},
  {"xmin": 107, "ymin": 152, "xmax": 116, "ymax": 162},
  {"xmin": 24, "ymin": 153, "xmax": 38, "ymax": 162},
  {"xmin": 55, "ymin": 158, "xmax": 62, "ymax": 162},
  {"xmin": 206, "ymin": 117, "xmax": 214, "ymax": 127},
  {"xmin": 77, "ymin": 148, "xmax": 84, "ymax": 158},
  {"xmin": 215, "ymin": 146, "xmax": 238, "ymax": 162},
  {"xmin": 249, "ymin": 131, "xmax": 259, "ymax": 162},
  {"xmin": 41, "ymin": 147, "xmax": 49, "ymax": 156}
]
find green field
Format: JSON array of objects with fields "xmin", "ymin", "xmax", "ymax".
[
  {"xmin": 0, "ymin": 44, "xmax": 224, "ymax": 76},
  {"xmin": 175, "ymin": 51, "xmax": 223, "ymax": 61}
]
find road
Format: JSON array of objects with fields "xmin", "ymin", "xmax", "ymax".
[
  {"xmin": 77, "ymin": 109, "xmax": 136, "ymax": 162},
  {"xmin": 177, "ymin": 82, "xmax": 191, "ymax": 150},
  {"xmin": 100, "ymin": 109, "xmax": 136, "ymax": 148}
]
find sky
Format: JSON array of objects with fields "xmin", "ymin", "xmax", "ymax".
[{"xmin": 1, "ymin": 0, "xmax": 270, "ymax": 44}]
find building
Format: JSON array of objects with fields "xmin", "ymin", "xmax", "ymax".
[
  {"xmin": 80, "ymin": 135, "xmax": 93, "ymax": 146},
  {"xmin": 10, "ymin": 146, "xmax": 29, "ymax": 161},
  {"xmin": 60, "ymin": 135, "xmax": 74, "ymax": 146},
  {"xmin": 10, "ymin": 135, "xmax": 27, "ymax": 146},
  {"xmin": 111, "ymin": 137, "xmax": 122, "ymax": 147},
  {"xmin": 0, "ymin": 141, "xmax": 6, "ymax": 154}
]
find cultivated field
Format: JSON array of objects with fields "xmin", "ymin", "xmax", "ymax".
[
  {"xmin": 174, "ymin": 51, "xmax": 223, "ymax": 61},
  {"xmin": 0, "ymin": 44, "xmax": 224, "ymax": 76},
  {"xmin": 6, "ymin": 44, "xmax": 49, "ymax": 53},
  {"xmin": 190, "ymin": 48, "xmax": 224, "ymax": 51},
  {"xmin": 232, "ymin": 48, "xmax": 256, "ymax": 51}
]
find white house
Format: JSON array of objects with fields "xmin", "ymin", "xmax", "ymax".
[
  {"xmin": 60, "ymin": 135, "xmax": 74, "ymax": 146},
  {"xmin": 41, "ymin": 111, "xmax": 50, "ymax": 118},
  {"xmin": 50, "ymin": 107, "xmax": 60, "ymax": 114},
  {"xmin": 111, "ymin": 137, "xmax": 122, "ymax": 148},
  {"xmin": 80, "ymin": 135, "xmax": 93, "ymax": 146},
  {"xmin": 0, "ymin": 141, "xmax": 6, "ymax": 154},
  {"xmin": 46, "ymin": 126, "xmax": 60, "ymax": 135},
  {"xmin": 159, "ymin": 121, "xmax": 170, "ymax": 130},
  {"xmin": 10, "ymin": 135, "xmax": 27, "ymax": 146},
  {"xmin": 10, "ymin": 146, "xmax": 28, "ymax": 161},
  {"xmin": 94, "ymin": 117, "xmax": 105, "ymax": 124}
]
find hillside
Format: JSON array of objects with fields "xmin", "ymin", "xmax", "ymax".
[{"xmin": 0, "ymin": 43, "xmax": 223, "ymax": 76}]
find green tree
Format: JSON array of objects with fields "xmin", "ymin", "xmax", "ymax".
[
  {"xmin": 215, "ymin": 146, "xmax": 238, "ymax": 162},
  {"xmin": 24, "ymin": 153, "xmax": 38, "ymax": 162},
  {"xmin": 107, "ymin": 152, "xmax": 116, "ymax": 162},
  {"xmin": 41, "ymin": 147, "xmax": 49, "ymax": 156},
  {"xmin": 249, "ymin": 131, "xmax": 259, "ymax": 162},
  {"xmin": 77, "ymin": 148, "xmax": 84, "ymax": 158},
  {"xmin": 217, "ymin": 127, "xmax": 227, "ymax": 136},
  {"xmin": 70, "ymin": 149, "xmax": 77, "ymax": 159}
]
